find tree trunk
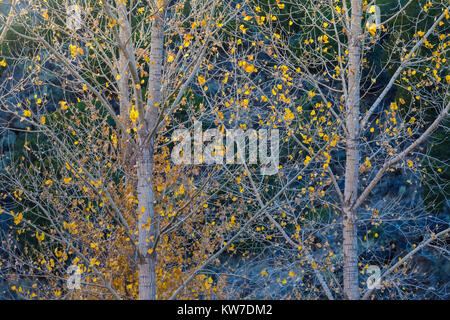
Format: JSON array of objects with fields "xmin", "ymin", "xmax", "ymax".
[
  {"xmin": 116, "ymin": 1, "xmax": 134, "ymax": 168},
  {"xmin": 137, "ymin": 9, "xmax": 164, "ymax": 300},
  {"xmin": 343, "ymin": 0, "xmax": 362, "ymax": 300},
  {"xmin": 137, "ymin": 143, "xmax": 157, "ymax": 300},
  {"xmin": 117, "ymin": 2, "xmax": 130, "ymax": 122}
]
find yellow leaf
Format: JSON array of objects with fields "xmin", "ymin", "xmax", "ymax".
[
  {"xmin": 303, "ymin": 155, "xmax": 311, "ymax": 166},
  {"xmin": 198, "ymin": 74, "xmax": 206, "ymax": 85},
  {"xmin": 167, "ymin": 53, "xmax": 175, "ymax": 63},
  {"xmin": 366, "ymin": 22, "xmax": 377, "ymax": 36},
  {"xmin": 130, "ymin": 106, "xmax": 139, "ymax": 123},
  {"xmin": 245, "ymin": 64, "xmax": 255, "ymax": 73},
  {"xmin": 14, "ymin": 212, "xmax": 23, "ymax": 225},
  {"xmin": 36, "ymin": 232, "xmax": 45, "ymax": 242},
  {"xmin": 59, "ymin": 101, "xmax": 68, "ymax": 110}
]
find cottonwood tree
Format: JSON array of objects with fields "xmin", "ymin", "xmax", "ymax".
[
  {"xmin": 234, "ymin": 0, "xmax": 449, "ymax": 299},
  {"xmin": 169, "ymin": 0, "xmax": 449, "ymax": 300}
]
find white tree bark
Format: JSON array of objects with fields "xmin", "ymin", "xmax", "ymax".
[
  {"xmin": 343, "ymin": 0, "xmax": 362, "ymax": 300},
  {"xmin": 117, "ymin": 1, "xmax": 130, "ymax": 120},
  {"xmin": 116, "ymin": 1, "xmax": 134, "ymax": 168},
  {"xmin": 137, "ymin": 9, "xmax": 164, "ymax": 300}
]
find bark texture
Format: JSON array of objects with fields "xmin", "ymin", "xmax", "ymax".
[
  {"xmin": 343, "ymin": 0, "xmax": 362, "ymax": 300},
  {"xmin": 137, "ymin": 10, "xmax": 164, "ymax": 300},
  {"xmin": 117, "ymin": 1, "xmax": 133, "ymax": 166}
]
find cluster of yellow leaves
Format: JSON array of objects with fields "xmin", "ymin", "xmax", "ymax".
[
  {"xmin": 303, "ymin": 155, "xmax": 312, "ymax": 166},
  {"xmin": 198, "ymin": 74, "xmax": 206, "ymax": 85},
  {"xmin": 318, "ymin": 34, "xmax": 329, "ymax": 44},
  {"xmin": 167, "ymin": 53, "xmax": 175, "ymax": 63},
  {"xmin": 238, "ymin": 60, "xmax": 257, "ymax": 73},
  {"xmin": 13, "ymin": 212, "xmax": 23, "ymax": 225},
  {"xmin": 183, "ymin": 33, "xmax": 193, "ymax": 48},
  {"xmin": 366, "ymin": 23, "xmax": 377, "ymax": 36},
  {"xmin": 130, "ymin": 105, "xmax": 139, "ymax": 123},
  {"xmin": 59, "ymin": 101, "xmax": 69, "ymax": 110},
  {"xmin": 69, "ymin": 44, "xmax": 84, "ymax": 58},
  {"xmin": 283, "ymin": 108, "xmax": 294, "ymax": 121}
]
